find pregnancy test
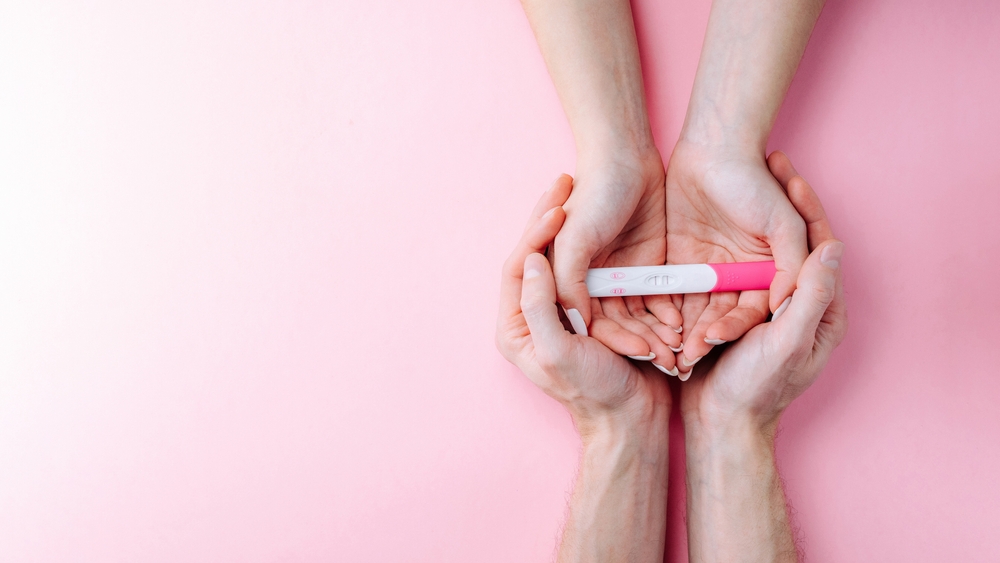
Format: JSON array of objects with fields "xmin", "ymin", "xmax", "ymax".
[{"xmin": 586, "ymin": 261, "xmax": 776, "ymax": 297}]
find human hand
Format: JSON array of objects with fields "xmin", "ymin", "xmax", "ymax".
[
  {"xmin": 647, "ymin": 143, "xmax": 808, "ymax": 377},
  {"xmin": 678, "ymin": 151, "xmax": 847, "ymax": 431},
  {"xmin": 496, "ymin": 174, "xmax": 672, "ymax": 433},
  {"xmin": 552, "ymin": 152, "xmax": 684, "ymax": 375}
]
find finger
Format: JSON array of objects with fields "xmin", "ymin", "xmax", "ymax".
[
  {"xmin": 642, "ymin": 294, "xmax": 684, "ymax": 333},
  {"xmin": 765, "ymin": 151, "xmax": 809, "ymax": 313},
  {"xmin": 521, "ymin": 253, "xmax": 574, "ymax": 351},
  {"xmin": 550, "ymin": 228, "xmax": 598, "ymax": 331},
  {"xmin": 589, "ymin": 298, "xmax": 653, "ymax": 358},
  {"xmin": 704, "ymin": 289, "xmax": 769, "ymax": 343},
  {"xmin": 767, "ymin": 150, "xmax": 798, "ymax": 188},
  {"xmin": 626, "ymin": 296, "xmax": 682, "ymax": 350},
  {"xmin": 678, "ymin": 292, "xmax": 709, "ymax": 343},
  {"xmin": 786, "ymin": 175, "xmax": 835, "ymax": 251},
  {"xmin": 814, "ymin": 257, "xmax": 849, "ymax": 357},
  {"xmin": 680, "ymin": 291, "xmax": 737, "ymax": 373},
  {"xmin": 774, "ymin": 240, "xmax": 844, "ymax": 344},
  {"xmin": 525, "ymin": 174, "xmax": 573, "ymax": 233},
  {"xmin": 500, "ymin": 206, "xmax": 567, "ymax": 324},
  {"xmin": 764, "ymin": 209, "xmax": 808, "ymax": 314},
  {"xmin": 602, "ymin": 297, "xmax": 677, "ymax": 369}
]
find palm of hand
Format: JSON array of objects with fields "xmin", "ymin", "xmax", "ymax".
[
  {"xmin": 555, "ymin": 160, "xmax": 667, "ymax": 275},
  {"xmin": 555, "ymin": 161, "xmax": 684, "ymax": 369},
  {"xmin": 654, "ymin": 144, "xmax": 806, "ymax": 369}
]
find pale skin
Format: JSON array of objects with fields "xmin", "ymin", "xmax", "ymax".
[
  {"xmin": 682, "ymin": 151, "xmax": 847, "ymax": 562},
  {"xmin": 520, "ymin": 0, "xmax": 683, "ymax": 373},
  {"xmin": 654, "ymin": 0, "xmax": 826, "ymax": 378},
  {"xmin": 496, "ymin": 175, "xmax": 671, "ymax": 563},
  {"xmin": 520, "ymin": 0, "xmax": 826, "ymax": 377},
  {"xmin": 497, "ymin": 154, "xmax": 845, "ymax": 561}
]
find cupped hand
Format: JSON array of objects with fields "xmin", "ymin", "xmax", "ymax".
[
  {"xmin": 551, "ymin": 153, "xmax": 683, "ymax": 374},
  {"xmin": 648, "ymin": 143, "xmax": 808, "ymax": 377},
  {"xmin": 497, "ymin": 174, "xmax": 671, "ymax": 428},
  {"xmin": 678, "ymin": 152, "xmax": 847, "ymax": 430}
]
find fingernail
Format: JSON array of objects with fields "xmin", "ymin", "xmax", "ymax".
[
  {"xmin": 524, "ymin": 267, "xmax": 541, "ymax": 280},
  {"xmin": 565, "ymin": 308, "xmax": 589, "ymax": 337},
  {"xmin": 678, "ymin": 369, "xmax": 692, "ymax": 382},
  {"xmin": 821, "ymin": 241, "xmax": 844, "ymax": 270},
  {"xmin": 704, "ymin": 338, "xmax": 726, "ymax": 346},
  {"xmin": 653, "ymin": 363, "xmax": 679, "ymax": 377},
  {"xmin": 771, "ymin": 296, "xmax": 792, "ymax": 322},
  {"xmin": 627, "ymin": 352, "xmax": 656, "ymax": 361},
  {"xmin": 681, "ymin": 355, "xmax": 702, "ymax": 368},
  {"xmin": 541, "ymin": 206, "xmax": 558, "ymax": 219},
  {"xmin": 670, "ymin": 325, "xmax": 683, "ymax": 333},
  {"xmin": 669, "ymin": 343, "xmax": 683, "ymax": 353}
]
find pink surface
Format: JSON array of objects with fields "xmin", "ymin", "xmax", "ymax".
[
  {"xmin": 708, "ymin": 261, "xmax": 777, "ymax": 292},
  {"xmin": 1, "ymin": 1, "xmax": 999, "ymax": 561}
]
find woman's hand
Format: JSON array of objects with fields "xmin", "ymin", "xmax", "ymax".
[
  {"xmin": 553, "ymin": 153, "xmax": 683, "ymax": 375},
  {"xmin": 646, "ymin": 143, "xmax": 808, "ymax": 377}
]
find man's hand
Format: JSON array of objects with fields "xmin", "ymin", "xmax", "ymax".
[
  {"xmin": 681, "ymin": 152, "xmax": 846, "ymax": 563},
  {"xmin": 497, "ymin": 174, "xmax": 671, "ymax": 432},
  {"xmin": 496, "ymin": 175, "xmax": 671, "ymax": 563}
]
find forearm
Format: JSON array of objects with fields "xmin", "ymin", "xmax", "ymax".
[
  {"xmin": 684, "ymin": 417, "xmax": 797, "ymax": 563},
  {"xmin": 558, "ymin": 410, "xmax": 670, "ymax": 563},
  {"xmin": 521, "ymin": 0, "xmax": 655, "ymax": 161},
  {"xmin": 681, "ymin": 0, "xmax": 825, "ymax": 154}
]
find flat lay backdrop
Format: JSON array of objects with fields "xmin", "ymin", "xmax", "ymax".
[{"xmin": 2, "ymin": 1, "xmax": 999, "ymax": 561}]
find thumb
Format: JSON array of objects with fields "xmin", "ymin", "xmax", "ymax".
[
  {"xmin": 773, "ymin": 240, "xmax": 844, "ymax": 338},
  {"xmin": 521, "ymin": 253, "xmax": 574, "ymax": 349},
  {"xmin": 550, "ymin": 229, "xmax": 595, "ymax": 336},
  {"xmin": 766, "ymin": 211, "xmax": 809, "ymax": 313}
]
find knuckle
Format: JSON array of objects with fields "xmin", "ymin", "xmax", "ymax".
[
  {"xmin": 808, "ymin": 283, "xmax": 836, "ymax": 305},
  {"xmin": 501, "ymin": 255, "xmax": 520, "ymax": 278},
  {"xmin": 534, "ymin": 346, "xmax": 564, "ymax": 373}
]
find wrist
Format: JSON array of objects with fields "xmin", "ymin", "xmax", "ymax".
[
  {"xmin": 683, "ymin": 409, "xmax": 777, "ymax": 457},
  {"xmin": 576, "ymin": 394, "xmax": 670, "ymax": 462},
  {"xmin": 576, "ymin": 126, "xmax": 660, "ymax": 171},
  {"xmin": 677, "ymin": 108, "xmax": 769, "ymax": 159}
]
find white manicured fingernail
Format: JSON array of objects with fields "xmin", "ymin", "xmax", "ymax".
[
  {"xmin": 565, "ymin": 308, "xmax": 589, "ymax": 337},
  {"xmin": 681, "ymin": 355, "xmax": 702, "ymax": 368},
  {"xmin": 670, "ymin": 325, "xmax": 683, "ymax": 333},
  {"xmin": 679, "ymin": 369, "xmax": 692, "ymax": 382},
  {"xmin": 821, "ymin": 242, "xmax": 843, "ymax": 270},
  {"xmin": 771, "ymin": 297, "xmax": 792, "ymax": 322},
  {"xmin": 653, "ymin": 363, "xmax": 679, "ymax": 376},
  {"xmin": 524, "ymin": 267, "xmax": 541, "ymax": 280},
  {"xmin": 669, "ymin": 343, "xmax": 683, "ymax": 353},
  {"xmin": 541, "ymin": 207, "xmax": 558, "ymax": 219},
  {"xmin": 704, "ymin": 338, "xmax": 726, "ymax": 346},
  {"xmin": 627, "ymin": 353, "xmax": 656, "ymax": 361}
]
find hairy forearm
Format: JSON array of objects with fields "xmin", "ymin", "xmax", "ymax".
[
  {"xmin": 520, "ymin": 0, "xmax": 655, "ymax": 160},
  {"xmin": 558, "ymin": 410, "xmax": 670, "ymax": 563},
  {"xmin": 684, "ymin": 418, "xmax": 797, "ymax": 563},
  {"xmin": 681, "ymin": 0, "xmax": 825, "ymax": 153}
]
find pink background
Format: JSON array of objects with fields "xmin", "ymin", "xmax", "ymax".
[{"xmin": 2, "ymin": 1, "xmax": 999, "ymax": 561}]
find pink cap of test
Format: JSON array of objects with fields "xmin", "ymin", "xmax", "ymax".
[{"xmin": 708, "ymin": 261, "xmax": 777, "ymax": 292}]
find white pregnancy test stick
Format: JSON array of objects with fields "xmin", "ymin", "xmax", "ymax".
[{"xmin": 586, "ymin": 262, "xmax": 776, "ymax": 297}]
